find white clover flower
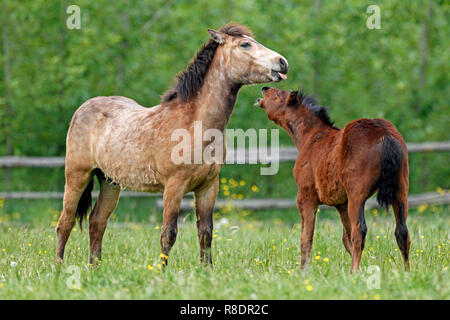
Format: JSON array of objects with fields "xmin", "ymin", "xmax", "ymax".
[{"xmin": 10, "ymin": 261, "xmax": 17, "ymax": 268}]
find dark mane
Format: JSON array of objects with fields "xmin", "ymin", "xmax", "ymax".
[
  {"xmin": 296, "ymin": 92, "xmax": 338, "ymax": 129},
  {"xmin": 161, "ymin": 23, "xmax": 252, "ymax": 103}
]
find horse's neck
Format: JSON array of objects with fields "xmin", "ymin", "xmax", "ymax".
[
  {"xmin": 192, "ymin": 60, "xmax": 240, "ymax": 132},
  {"xmin": 284, "ymin": 109, "xmax": 333, "ymax": 151}
]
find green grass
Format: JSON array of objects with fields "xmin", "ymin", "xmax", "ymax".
[{"xmin": 0, "ymin": 197, "xmax": 448, "ymax": 300}]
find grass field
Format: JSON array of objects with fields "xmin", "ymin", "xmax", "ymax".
[{"xmin": 0, "ymin": 195, "xmax": 448, "ymax": 300}]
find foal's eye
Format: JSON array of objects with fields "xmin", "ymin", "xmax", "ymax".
[{"xmin": 240, "ymin": 42, "xmax": 251, "ymax": 49}]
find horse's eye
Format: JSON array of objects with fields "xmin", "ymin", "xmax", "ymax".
[{"xmin": 240, "ymin": 42, "xmax": 251, "ymax": 49}]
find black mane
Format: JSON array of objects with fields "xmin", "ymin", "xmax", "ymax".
[
  {"xmin": 161, "ymin": 23, "xmax": 253, "ymax": 103},
  {"xmin": 297, "ymin": 92, "xmax": 338, "ymax": 129}
]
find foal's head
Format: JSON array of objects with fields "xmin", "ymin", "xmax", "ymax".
[
  {"xmin": 209, "ymin": 23, "xmax": 289, "ymax": 84},
  {"xmin": 256, "ymin": 87, "xmax": 297, "ymax": 126},
  {"xmin": 257, "ymin": 87, "xmax": 337, "ymax": 130}
]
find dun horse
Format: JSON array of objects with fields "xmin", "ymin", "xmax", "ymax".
[
  {"xmin": 56, "ymin": 23, "xmax": 289, "ymax": 265},
  {"xmin": 257, "ymin": 87, "xmax": 410, "ymax": 273}
]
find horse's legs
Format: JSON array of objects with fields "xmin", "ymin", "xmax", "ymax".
[
  {"xmin": 194, "ymin": 176, "xmax": 219, "ymax": 265},
  {"xmin": 88, "ymin": 176, "xmax": 121, "ymax": 265},
  {"xmin": 392, "ymin": 196, "xmax": 410, "ymax": 270},
  {"xmin": 160, "ymin": 180, "xmax": 186, "ymax": 266},
  {"xmin": 298, "ymin": 194, "xmax": 319, "ymax": 271},
  {"xmin": 335, "ymin": 204, "xmax": 352, "ymax": 257},
  {"xmin": 56, "ymin": 169, "xmax": 92, "ymax": 262},
  {"xmin": 347, "ymin": 197, "xmax": 368, "ymax": 273}
]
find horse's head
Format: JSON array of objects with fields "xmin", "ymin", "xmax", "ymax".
[
  {"xmin": 209, "ymin": 24, "xmax": 289, "ymax": 84},
  {"xmin": 256, "ymin": 87, "xmax": 298, "ymax": 125}
]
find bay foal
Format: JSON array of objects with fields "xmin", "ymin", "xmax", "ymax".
[
  {"xmin": 56, "ymin": 24, "xmax": 288, "ymax": 265},
  {"xmin": 257, "ymin": 87, "xmax": 410, "ymax": 273}
]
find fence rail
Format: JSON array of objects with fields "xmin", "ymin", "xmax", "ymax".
[
  {"xmin": 1, "ymin": 141, "xmax": 448, "ymax": 210},
  {"xmin": 160, "ymin": 191, "xmax": 450, "ymax": 211},
  {"xmin": 0, "ymin": 190, "xmax": 448, "ymax": 210},
  {"xmin": 1, "ymin": 141, "xmax": 449, "ymax": 168}
]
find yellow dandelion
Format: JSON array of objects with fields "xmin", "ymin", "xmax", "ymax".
[
  {"xmin": 323, "ymin": 258, "xmax": 329, "ymax": 262},
  {"xmin": 306, "ymin": 285, "xmax": 313, "ymax": 292},
  {"xmin": 213, "ymin": 234, "xmax": 217, "ymax": 238},
  {"xmin": 2, "ymin": 248, "xmax": 6, "ymax": 252},
  {"xmin": 417, "ymin": 204, "xmax": 428, "ymax": 213},
  {"xmin": 436, "ymin": 187, "xmax": 445, "ymax": 195},
  {"xmin": 224, "ymin": 190, "xmax": 230, "ymax": 196},
  {"xmin": 220, "ymin": 177, "xmax": 227, "ymax": 183},
  {"xmin": 147, "ymin": 265, "xmax": 153, "ymax": 270},
  {"xmin": 374, "ymin": 294, "xmax": 381, "ymax": 300},
  {"xmin": 315, "ymin": 255, "xmax": 320, "ymax": 260},
  {"xmin": 155, "ymin": 226, "xmax": 160, "ymax": 230},
  {"xmin": 420, "ymin": 235, "xmax": 424, "ymax": 239},
  {"xmin": 376, "ymin": 235, "xmax": 380, "ymax": 239},
  {"xmin": 239, "ymin": 180, "xmax": 245, "ymax": 186},
  {"xmin": 251, "ymin": 185, "xmax": 259, "ymax": 192}
]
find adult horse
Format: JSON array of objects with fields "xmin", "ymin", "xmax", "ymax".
[{"xmin": 56, "ymin": 23, "xmax": 289, "ymax": 265}]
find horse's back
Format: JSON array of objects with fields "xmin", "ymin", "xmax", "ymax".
[
  {"xmin": 339, "ymin": 118, "xmax": 407, "ymax": 193},
  {"xmin": 342, "ymin": 118, "xmax": 406, "ymax": 151}
]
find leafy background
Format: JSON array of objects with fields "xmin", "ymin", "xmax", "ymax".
[{"xmin": 0, "ymin": 0, "xmax": 448, "ymax": 195}]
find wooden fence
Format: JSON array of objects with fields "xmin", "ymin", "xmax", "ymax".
[
  {"xmin": 1, "ymin": 141, "xmax": 450, "ymax": 168},
  {"xmin": 0, "ymin": 141, "xmax": 449, "ymax": 209}
]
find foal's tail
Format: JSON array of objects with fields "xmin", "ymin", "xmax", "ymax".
[
  {"xmin": 75, "ymin": 174, "xmax": 95, "ymax": 229},
  {"xmin": 376, "ymin": 135, "xmax": 404, "ymax": 210}
]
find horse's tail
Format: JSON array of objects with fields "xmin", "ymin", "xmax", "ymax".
[
  {"xmin": 376, "ymin": 135, "xmax": 404, "ymax": 210},
  {"xmin": 75, "ymin": 176, "xmax": 94, "ymax": 230}
]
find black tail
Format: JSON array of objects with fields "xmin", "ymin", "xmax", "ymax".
[
  {"xmin": 376, "ymin": 135, "xmax": 404, "ymax": 210},
  {"xmin": 75, "ymin": 178, "xmax": 94, "ymax": 229}
]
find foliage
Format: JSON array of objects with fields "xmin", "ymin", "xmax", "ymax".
[{"xmin": 0, "ymin": 1, "xmax": 449, "ymax": 192}]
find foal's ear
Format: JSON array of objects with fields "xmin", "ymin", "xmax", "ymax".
[
  {"xmin": 208, "ymin": 29, "xmax": 225, "ymax": 44},
  {"xmin": 287, "ymin": 91, "xmax": 300, "ymax": 106}
]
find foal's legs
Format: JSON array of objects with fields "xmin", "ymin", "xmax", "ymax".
[
  {"xmin": 335, "ymin": 204, "xmax": 352, "ymax": 257},
  {"xmin": 393, "ymin": 197, "xmax": 411, "ymax": 270},
  {"xmin": 88, "ymin": 176, "xmax": 121, "ymax": 264},
  {"xmin": 56, "ymin": 168, "xmax": 92, "ymax": 262},
  {"xmin": 298, "ymin": 193, "xmax": 319, "ymax": 271},
  {"xmin": 194, "ymin": 176, "xmax": 219, "ymax": 265},
  {"xmin": 160, "ymin": 179, "xmax": 186, "ymax": 266},
  {"xmin": 347, "ymin": 197, "xmax": 368, "ymax": 273}
]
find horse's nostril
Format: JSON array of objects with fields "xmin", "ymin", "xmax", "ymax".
[
  {"xmin": 262, "ymin": 86, "xmax": 270, "ymax": 93},
  {"xmin": 279, "ymin": 58, "xmax": 288, "ymax": 73}
]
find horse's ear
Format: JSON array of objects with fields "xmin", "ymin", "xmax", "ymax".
[
  {"xmin": 288, "ymin": 91, "xmax": 300, "ymax": 106},
  {"xmin": 208, "ymin": 29, "xmax": 225, "ymax": 44}
]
